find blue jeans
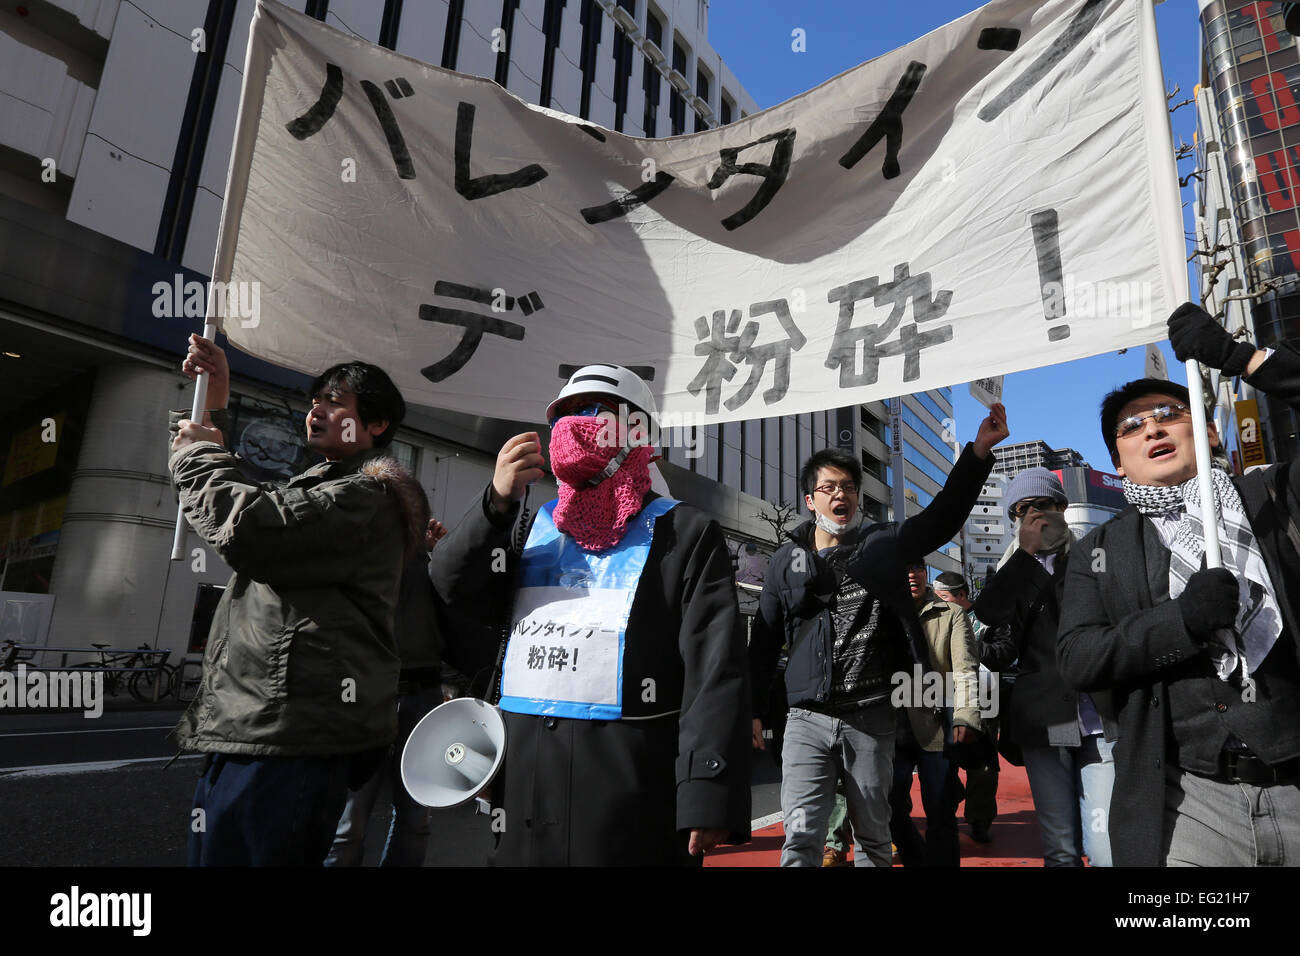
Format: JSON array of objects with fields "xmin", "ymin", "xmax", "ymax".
[
  {"xmin": 188, "ymin": 753, "xmax": 351, "ymax": 866},
  {"xmin": 1021, "ymin": 734, "xmax": 1115, "ymax": 867},
  {"xmin": 889, "ymin": 716, "xmax": 962, "ymax": 866},
  {"xmin": 325, "ymin": 685, "xmax": 442, "ymax": 867},
  {"xmin": 778, "ymin": 702, "xmax": 896, "ymax": 867}
]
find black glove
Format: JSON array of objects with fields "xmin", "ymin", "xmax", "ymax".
[
  {"xmin": 1167, "ymin": 302, "xmax": 1255, "ymax": 376},
  {"xmin": 1178, "ymin": 567, "xmax": 1240, "ymax": 639}
]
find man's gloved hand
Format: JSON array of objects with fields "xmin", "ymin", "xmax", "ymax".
[
  {"xmin": 1178, "ymin": 567, "xmax": 1240, "ymax": 640},
  {"xmin": 1167, "ymin": 302, "xmax": 1255, "ymax": 376}
]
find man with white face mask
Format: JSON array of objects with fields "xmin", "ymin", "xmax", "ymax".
[
  {"xmin": 750, "ymin": 405, "xmax": 1009, "ymax": 866},
  {"xmin": 973, "ymin": 467, "xmax": 1118, "ymax": 867}
]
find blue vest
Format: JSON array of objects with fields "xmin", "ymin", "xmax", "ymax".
[{"xmin": 499, "ymin": 497, "xmax": 678, "ymax": 720}]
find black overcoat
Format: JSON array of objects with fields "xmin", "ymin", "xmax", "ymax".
[
  {"xmin": 1057, "ymin": 343, "xmax": 1300, "ymax": 866},
  {"xmin": 431, "ymin": 487, "xmax": 752, "ymax": 865}
]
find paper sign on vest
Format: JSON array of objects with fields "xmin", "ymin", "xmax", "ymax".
[
  {"xmin": 499, "ymin": 498, "xmax": 678, "ymax": 720},
  {"xmin": 502, "ymin": 586, "xmax": 628, "ymax": 711}
]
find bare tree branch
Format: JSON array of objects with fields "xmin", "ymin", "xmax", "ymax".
[
  {"xmin": 753, "ymin": 503, "xmax": 800, "ymax": 545},
  {"xmin": 1187, "ymin": 242, "xmax": 1229, "ymax": 263}
]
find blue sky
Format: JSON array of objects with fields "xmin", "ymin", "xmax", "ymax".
[{"xmin": 709, "ymin": 0, "xmax": 1204, "ymax": 473}]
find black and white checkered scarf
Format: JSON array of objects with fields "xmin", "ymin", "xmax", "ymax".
[{"xmin": 1122, "ymin": 467, "xmax": 1282, "ymax": 687}]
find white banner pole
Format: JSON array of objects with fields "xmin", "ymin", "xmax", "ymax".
[
  {"xmin": 170, "ymin": 320, "xmax": 218, "ymax": 561},
  {"xmin": 1184, "ymin": 358, "xmax": 1222, "ymax": 569}
]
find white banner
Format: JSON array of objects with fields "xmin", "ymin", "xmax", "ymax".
[{"xmin": 213, "ymin": 0, "xmax": 1187, "ymax": 425}]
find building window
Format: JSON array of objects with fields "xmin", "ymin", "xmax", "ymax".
[
  {"xmin": 643, "ymin": 8, "xmax": 664, "ymax": 134},
  {"xmin": 902, "ymin": 441, "xmax": 949, "ymax": 485},
  {"xmin": 378, "ymin": 0, "xmax": 403, "ymax": 49},
  {"xmin": 782, "ymin": 417, "xmax": 798, "ymax": 504},
  {"xmin": 539, "ymin": 0, "xmax": 566, "ymax": 107},
  {"xmin": 722, "ymin": 422, "xmax": 742, "ymax": 488},
  {"xmin": 442, "ymin": 0, "xmax": 466, "ymax": 69},
  {"xmin": 720, "ymin": 94, "xmax": 734, "ymax": 125},
  {"xmin": 694, "ymin": 65, "xmax": 711, "ymax": 132},
  {"xmin": 914, "ymin": 390, "xmax": 951, "ymax": 424},
  {"xmin": 670, "ymin": 39, "xmax": 688, "ymax": 134},
  {"xmin": 612, "ymin": 0, "xmax": 636, "ymax": 131},
  {"xmin": 389, "ymin": 439, "xmax": 420, "ymax": 476},
  {"xmin": 579, "ymin": 0, "xmax": 604, "ymax": 119},
  {"xmin": 494, "ymin": 0, "xmax": 521, "ymax": 87},
  {"xmin": 902, "ymin": 406, "xmax": 956, "ymax": 461}
]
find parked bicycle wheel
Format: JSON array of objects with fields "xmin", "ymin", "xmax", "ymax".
[
  {"xmin": 170, "ymin": 659, "xmax": 204, "ymax": 703},
  {"xmin": 129, "ymin": 663, "xmax": 176, "ymax": 703}
]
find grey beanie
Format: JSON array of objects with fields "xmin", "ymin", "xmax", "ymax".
[{"xmin": 1005, "ymin": 467, "xmax": 1067, "ymax": 517}]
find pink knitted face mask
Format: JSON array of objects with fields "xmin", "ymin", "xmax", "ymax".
[{"xmin": 549, "ymin": 416, "xmax": 653, "ymax": 552}]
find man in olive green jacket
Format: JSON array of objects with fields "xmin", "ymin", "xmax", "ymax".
[
  {"xmin": 171, "ymin": 335, "xmax": 425, "ymax": 866},
  {"xmin": 888, "ymin": 561, "xmax": 981, "ymax": 865}
]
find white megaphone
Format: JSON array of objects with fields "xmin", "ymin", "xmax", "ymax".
[{"xmin": 401, "ymin": 698, "xmax": 507, "ymax": 809}]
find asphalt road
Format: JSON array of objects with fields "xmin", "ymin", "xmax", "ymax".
[{"xmin": 0, "ymin": 704, "xmax": 783, "ymax": 867}]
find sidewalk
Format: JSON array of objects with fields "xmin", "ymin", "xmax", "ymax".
[{"xmin": 706, "ymin": 759, "xmax": 1043, "ymax": 867}]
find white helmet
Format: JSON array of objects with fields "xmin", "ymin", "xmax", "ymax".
[{"xmin": 545, "ymin": 365, "xmax": 659, "ymax": 430}]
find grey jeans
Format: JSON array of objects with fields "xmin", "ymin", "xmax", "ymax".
[
  {"xmin": 779, "ymin": 702, "xmax": 896, "ymax": 867},
  {"xmin": 1163, "ymin": 764, "xmax": 1300, "ymax": 866}
]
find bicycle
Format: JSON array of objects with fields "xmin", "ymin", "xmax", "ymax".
[
  {"xmin": 0, "ymin": 640, "xmax": 35, "ymax": 671},
  {"xmin": 170, "ymin": 657, "xmax": 204, "ymax": 703},
  {"xmin": 86, "ymin": 644, "xmax": 176, "ymax": 703}
]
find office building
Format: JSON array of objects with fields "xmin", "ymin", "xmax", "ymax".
[
  {"xmin": 1054, "ymin": 465, "xmax": 1125, "ymax": 538},
  {"xmin": 990, "ymin": 439, "xmax": 1087, "ymax": 478},
  {"xmin": 0, "ymin": 0, "xmax": 769, "ymax": 648},
  {"xmin": 1195, "ymin": 0, "xmax": 1300, "ymax": 464},
  {"xmin": 962, "ymin": 473, "xmax": 1011, "ymax": 593}
]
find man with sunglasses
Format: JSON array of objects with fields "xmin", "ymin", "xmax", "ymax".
[
  {"xmin": 1058, "ymin": 303, "xmax": 1300, "ymax": 867},
  {"xmin": 749, "ymin": 405, "xmax": 1008, "ymax": 866},
  {"xmin": 973, "ymin": 468, "xmax": 1118, "ymax": 867},
  {"xmin": 429, "ymin": 365, "xmax": 751, "ymax": 866}
]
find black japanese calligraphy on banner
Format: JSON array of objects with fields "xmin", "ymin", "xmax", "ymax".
[
  {"xmin": 825, "ymin": 264, "xmax": 954, "ymax": 387},
  {"xmin": 218, "ymin": 0, "xmax": 1186, "ymax": 426},
  {"xmin": 706, "ymin": 130, "xmax": 796, "ymax": 231},
  {"xmin": 838, "ymin": 62, "xmax": 927, "ymax": 180}
]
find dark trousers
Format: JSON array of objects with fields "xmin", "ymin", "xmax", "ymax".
[
  {"xmin": 963, "ymin": 718, "xmax": 1000, "ymax": 828},
  {"xmin": 188, "ymin": 753, "xmax": 352, "ymax": 866},
  {"xmin": 889, "ymin": 718, "xmax": 961, "ymax": 866}
]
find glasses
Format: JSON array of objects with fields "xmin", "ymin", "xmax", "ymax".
[
  {"xmin": 1115, "ymin": 403, "xmax": 1190, "ymax": 440},
  {"xmin": 1010, "ymin": 496, "xmax": 1060, "ymax": 519},
  {"xmin": 812, "ymin": 481, "xmax": 859, "ymax": 497},
  {"xmin": 548, "ymin": 400, "xmax": 617, "ymax": 427}
]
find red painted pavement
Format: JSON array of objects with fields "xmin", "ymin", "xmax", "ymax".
[{"xmin": 706, "ymin": 758, "xmax": 1044, "ymax": 867}]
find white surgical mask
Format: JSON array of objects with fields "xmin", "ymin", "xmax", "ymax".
[{"xmin": 813, "ymin": 510, "xmax": 846, "ymax": 538}]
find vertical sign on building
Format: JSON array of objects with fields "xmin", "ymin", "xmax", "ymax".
[
  {"xmin": 889, "ymin": 397, "xmax": 905, "ymax": 522},
  {"xmin": 835, "ymin": 406, "xmax": 856, "ymax": 452},
  {"xmin": 1235, "ymin": 398, "xmax": 1269, "ymax": 469}
]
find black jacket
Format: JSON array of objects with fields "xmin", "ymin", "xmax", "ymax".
[
  {"xmin": 974, "ymin": 549, "xmax": 1117, "ymax": 750},
  {"xmin": 1057, "ymin": 343, "xmax": 1300, "ymax": 867},
  {"xmin": 750, "ymin": 443, "xmax": 993, "ymax": 716},
  {"xmin": 430, "ymin": 486, "xmax": 751, "ymax": 866}
]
